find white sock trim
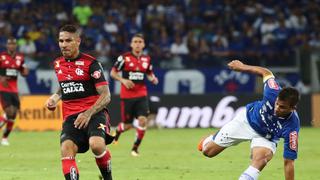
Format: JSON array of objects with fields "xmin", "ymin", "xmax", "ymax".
[
  {"xmin": 61, "ymin": 156, "xmax": 75, "ymax": 160},
  {"xmin": 95, "ymin": 150, "xmax": 106, "ymax": 158},
  {"xmin": 239, "ymin": 166, "xmax": 260, "ymax": 180}
]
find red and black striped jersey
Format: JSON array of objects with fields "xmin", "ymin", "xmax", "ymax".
[
  {"xmin": 53, "ymin": 53, "xmax": 108, "ymax": 120},
  {"xmin": 0, "ymin": 51, "xmax": 26, "ymax": 93},
  {"xmin": 112, "ymin": 52, "xmax": 153, "ymax": 99}
]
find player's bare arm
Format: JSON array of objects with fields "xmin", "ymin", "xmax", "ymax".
[
  {"xmin": 20, "ymin": 64, "xmax": 29, "ymax": 77},
  {"xmin": 74, "ymin": 84, "xmax": 111, "ymax": 129},
  {"xmin": 147, "ymin": 73, "xmax": 158, "ymax": 85},
  {"xmin": 284, "ymin": 158, "xmax": 295, "ymax": 180},
  {"xmin": 228, "ymin": 60, "xmax": 274, "ymax": 81},
  {"xmin": 110, "ymin": 68, "xmax": 134, "ymax": 89},
  {"xmin": 45, "ymin": 88, "xmax": 61, "ymax": 111}
]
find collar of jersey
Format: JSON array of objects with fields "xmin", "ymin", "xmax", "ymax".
[{"xmin": 65, "ymin": 53, "xmax": 81, "ymax": 62}]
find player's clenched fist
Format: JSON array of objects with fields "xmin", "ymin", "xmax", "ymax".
[
  {"xmin": 45, "ymin": 93, "xmax": 60, "ymax": 111},
  {"xmin": 228, "ymin": 60, "xmax": 246, "ymax": 71}
]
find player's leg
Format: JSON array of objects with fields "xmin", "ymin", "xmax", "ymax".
[
  {"xmin": 198, "ymin": 109, "xmax": 251, "ymax": 157},
  {"xmin": 90, "ymin": 136, "xmax": 112, "ymax": 180},
  {"xmin": 61, "ymin": 140, "xmax": 79, "ymax": 180},
  {"xmin": 88, "ymin": 112, "xmax": 112, "ymax": 180},
  {"xmin": 114, "ymin": 99, "xmax": 134, "ymax": 142},
  {"xmin": 131, "ymin": 115, "xmax": 147, "ymax": 156},
  {"xmin": 239, "ymin": 138, "xmax": 275, "ymax": 180},
  {"xmin": 60, "ymin": 116, "xmax": 83, "ymax": 180},
  {"xmin": 131, "ymin": 97, "xmax": 149, "ymax": 156},
  {"xmin": 1, "ymin": 105, "xmax": 18, "ymax": 145}
]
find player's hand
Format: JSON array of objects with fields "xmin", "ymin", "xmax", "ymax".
[
  {"xmin": 228, "ymin": 60, "xmax": 245, "ymax": 71},
  {"xmin": 151, "ymin": 77, "xmax": 159, "ymax": 85},
  {"xmin": 121, "ymin": 79, "xmax": 135, "ymax": 89},
  {"xmin": 45, "ymin": 98, "xmax": 57, "ymax": 111},
  {"xmin": 0, "ymin": 76, "xmax": 9, "ymax": 88},
  {"xmin": 74, "ymin": 112, "xmax": 91, "ymax": 129}
]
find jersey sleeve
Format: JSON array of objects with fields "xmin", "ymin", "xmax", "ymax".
[
  {"xmin": 282, "ymin": 118, "xmax": 299, "ymax": 159},
  {"xmin": 113, "ymin": 55, "xmax": 125, "ymax": 72},
  {"xmin": 263, "ymin": 78, "xmax": 281, "ymax": 102},
  {"xmin": 146, "ymin": 61, "xmax": 154, "ymax": 75},
  {"xmin": 89, "ymin": 60, "xmax": 108, "ymax": 87}
]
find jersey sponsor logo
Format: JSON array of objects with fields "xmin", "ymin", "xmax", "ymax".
[
  {"xmin": 91, "ymin": 70, "xmax": 101, "ymax": 79},
  {"xmin": 128, "ymin": 72, "xmax": 144, "ymax": 80},
  {"xmin": 75, "ymin": 61, "xmax": 84, "ymax": 65},
  {"xmin": 289, "ymin": 131, "xmax": 298, "ymax": 151},
  {"xmin": 75, "ymin": 68, "xmax": 84, "ymax": 76},
  {"xmin": 61, "ymin": 82, "xmax": 85, "ymax": 94},
  {"xmin": 267, "ymin": 79, "xmax": 279, "ymax": 90},
  {"xmin": 6, "ymin": 68, "xmax": 18, "ymax": 76}
]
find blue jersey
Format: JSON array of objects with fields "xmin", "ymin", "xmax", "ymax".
[{"xmin": 246, "ymin": 78, "xmax": 300, "ymax": 159}]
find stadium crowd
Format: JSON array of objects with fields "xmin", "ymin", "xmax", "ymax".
[{"xmin": 0, "ymin": 0, "xmax": 319, "ymax": 69}]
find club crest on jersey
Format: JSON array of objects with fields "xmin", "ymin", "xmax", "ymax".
[
  {"xmin": 16, "ymin": 60, "xmax": 21, "ymax": 66},
  {"xmin": 142, "ymin": 62, "xmax": 148, "ymax": 69},
  {"xmin": 75, "ymin": 61, "xmax": 84, "ymax": 65},
  {"xmin": 91, "ymin": 70, "xmax": 101, "ymax": 79},
  {"xmin": 267, "ymin": 79, "xmax": 279, "ymax": 90},
  {"xmin": 16, "ymin": 55, "xmax": 22, "ymax": 60},
  {"xmin": 289, "ymin": 131, "xmax": 298, "ymax": 151},
  {"xmin": 75, "ymin": 68, "xmax": 84, "ymax": 76}
]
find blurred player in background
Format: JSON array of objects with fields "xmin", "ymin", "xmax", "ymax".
[
  {"xmin": 198, "ymin": 60, "xmax": 300, "ymax": 180},
  {"xmin": 0, "ymin": 37, "xmax": 29, "ymax": 146},
  {"xmin": 110, "ymin": 33, "xmax": 158, "ymax": 156},
  {"xmin": 45, "ymin": 25, "xmax": 113, "ymax": 180}
]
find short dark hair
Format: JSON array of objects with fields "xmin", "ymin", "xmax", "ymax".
[
  {"xmin": 59, "ymin": 24, "xmax": 81, "ymax": 35},
  {"xmin": 132, "ymin": 33, "xmax": 145, "ymax": 40},
  {"xmin": 7, "ymin": 37, "xmax": 17, "ymax": 43},
  {"xmin": 278, "ymin": 87, "xmax": 300, "ymax": 107}
]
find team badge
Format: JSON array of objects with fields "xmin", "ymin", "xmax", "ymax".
[
  {"xmin": 142, "ymin": 62, "xmax": 148, "ymax": 69},
  {"xmin": 267, "ymin": 79, "xmax": 279, "ymax": 90},
  {"xmin": 91, "ymin": 70, "xmax": 101, "ymax": 79},
  {"xmin": 289, "ymin": 131, "xmax": 298, "ymax": 151},
  {"xmin": 75, "ymin": 68, "xmax": 84, "ymax": 76},
  {"xmin": 16, "ymin": 60, "xmax": 21, "ymax": 66}
]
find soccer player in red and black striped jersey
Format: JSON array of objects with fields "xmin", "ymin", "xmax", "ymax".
[
  {"xmin": 110, "ymin": 34, "xmax": 158, "ymax": 157},
  {"xmin": 45, "ymin": 25, "xmax": 113, "ymax": 180},
  {"xmin": 0, "ymin": 37, "xmax": 29, "ymax": 146}
]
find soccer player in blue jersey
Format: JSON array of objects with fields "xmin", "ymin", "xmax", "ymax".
[{"xmin": 198, "ymin": 60, "xmax": 300, "ymax": 180}]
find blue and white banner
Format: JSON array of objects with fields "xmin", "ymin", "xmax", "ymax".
[{"xmin": 19, "ymin": 68, "xmax": 256, "ymax": 94}]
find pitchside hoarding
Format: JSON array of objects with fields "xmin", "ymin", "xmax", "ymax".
[{"xmin": 13, "ymin": 94, "xmax": 311, "ymax": 131}]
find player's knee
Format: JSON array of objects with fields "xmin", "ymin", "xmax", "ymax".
[
  {"xmin": 89, "ymin": 139, "xmax": 105, "ymax": 154},
  {"xmin": 202, "ymin": 148, "xmax": 218, "ymax": 158},
  {"xmin": 61, "ymin": 141, "xmax": 77, "ymax": 157},
  {"xmin": 138, "ymin": 116, "xmax": 147, "ymax": 127}
]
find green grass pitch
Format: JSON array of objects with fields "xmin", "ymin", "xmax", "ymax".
[{"xmin": 0, "ymin": 128, "xmax": 319, "ymax": 180}]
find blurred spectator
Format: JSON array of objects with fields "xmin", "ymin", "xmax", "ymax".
[{"xmin": 72, "ymin": 0, "xmax": 93, "ymax": 26}]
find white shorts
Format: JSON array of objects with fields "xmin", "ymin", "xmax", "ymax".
[{"xmin": 212, "ymin": 109, "xmax": 277, "ymax": 154}]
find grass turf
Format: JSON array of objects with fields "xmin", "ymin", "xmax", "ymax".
[{"xmin": 0, "ymin": 128, "xmax": 319, "ymax": 180}]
